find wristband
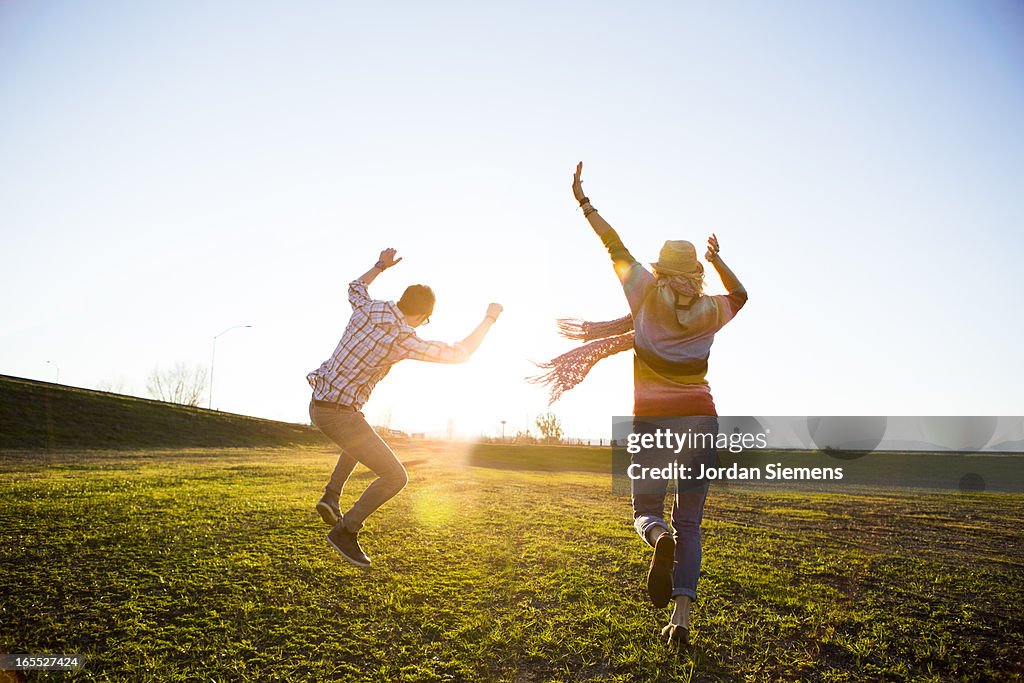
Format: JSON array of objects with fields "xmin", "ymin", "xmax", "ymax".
[
  {"xmin": 374, "ymin": 260, "xmax": 387, "ymax": 270},
  {"xmin": 485, "ymin": 315, "xmax": 498, "ymax": 323}
]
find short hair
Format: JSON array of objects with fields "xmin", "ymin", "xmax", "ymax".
[{"xmin": 397, "ymin": 284, "xmax": 435, "ymax": 317}]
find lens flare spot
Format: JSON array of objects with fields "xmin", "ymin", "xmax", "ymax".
[{"xmin": 411, "ymin": 486, "xmax": 457, "ymax": 527}]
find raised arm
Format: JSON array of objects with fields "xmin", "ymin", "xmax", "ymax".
[
  {"xmin": 572, "ymin": 161, "xmax": 615, "ymax": 238},
  {"xmin": 350, "ymin": 248, "xmax": 404, "ymax": 309},
  {"xmin": 357, "ymin": 247, "xmax": 403, "ymax": 286},
  {"xmin": 705, "ymin": 234, "xmax": 746, "ymax": 295},
  {"xmin": 573, "ymin": 161, "xmax": 654, "ymax": 311},
  {"xmin": 572, "ymin": 161, "xmax": 637, "ymax": 268}
]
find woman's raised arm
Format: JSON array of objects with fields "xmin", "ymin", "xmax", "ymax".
[
  {"xmin": 706, "ymin": 234, "xmax": 746, "ymax": 295},
  {"xmin": 573, "ymin": 161, "xmax": 653, "ymax": 309},
  {"xmin": 573, "ymin": 161, "xmax": 615, "ymax": 238}
]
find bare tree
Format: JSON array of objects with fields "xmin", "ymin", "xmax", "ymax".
[
  {"xmin": 146, "ymin": 362, "xmax": 209, "ymax": 406},
  {"xmin": 96, "ymin": 377, "xmax": 128, "ymax": 394},
  {"xmin": 379, "ymin": 405, "xmax": 394, "ymax": 431},
  {"xmin": 535, "ymin": 412, "xmax": 564, "ymax": 444},
  {"xmin": 514, "ymin": 429, "xmax": 537, "ymax": 445}
]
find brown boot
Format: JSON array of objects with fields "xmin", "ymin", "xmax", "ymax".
[{"xmin": 646, "ymin": 530, "xmax": 674, "ymax": 608}]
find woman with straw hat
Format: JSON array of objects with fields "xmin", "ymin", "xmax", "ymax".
[{"xmin": 533, "ymin": 162, "xmax": 748, "ymax": 648}]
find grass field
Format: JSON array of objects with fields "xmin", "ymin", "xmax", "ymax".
[{"xmin": 2, "ymin": 443, "xmax": 1023, "ymax": 682}]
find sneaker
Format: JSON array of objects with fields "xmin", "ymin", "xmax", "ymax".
[
  {"xmin": 647, "ymin": 532, "xmax": 675, "ymax": 608},
  {"xmin": 327, "ymin": 524, "xmax": 371, "ymax": 568},
  {"xmin": 316, "ymin": 497, "xmax": 342, "ymax": 526}
]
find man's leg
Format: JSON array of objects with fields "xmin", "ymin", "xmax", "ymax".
[
  {"xmin": 325, "ymin": 451, "xmax": 358, "ymax": 498},
  {"xmin": 317, "ymin": 450, "xmax": 358, "ymax": 525},
  {"xmin": 336, "ymin": 418, "xmax": 408, "ymax": 532},
  {"xmin": 310, "ymin": 401, "xmax": 358, "ymax": 525},
  {"xmin": 310, "ymin": 405, "xmax": 408, "ymax": 566}
]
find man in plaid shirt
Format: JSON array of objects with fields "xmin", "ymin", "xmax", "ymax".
[{"xmin": 307, "ymin": 248, "xmax": 502, "ymax": 567}]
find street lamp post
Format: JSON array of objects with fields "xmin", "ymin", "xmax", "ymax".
[
  {"xmin": 209, "ymin": 325, "xmax": 252, "ymax": 410},
  {"xmin": 46, "ymin": 360, "xmax": 60, "ymax": 384}
]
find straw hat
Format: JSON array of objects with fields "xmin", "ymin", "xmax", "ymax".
[{"xmin": 650, "ymin": 240, "xmax": 701, "ymax": 276}]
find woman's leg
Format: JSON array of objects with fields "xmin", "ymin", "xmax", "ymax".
[
  {"xmin": 661, "ymin": 594, "xmax": 694, "ymax": 648},
  {"xmin": 630, "ymin": 419, "xmax": 672, "ymax": 546},
  {"xmin": 630, "ymin": 418, "xmax": 679, "ymax": 607},
  {"xmin": 670, "ymin": 480, "xmax": 709, "ymax": 604},
  {"xmin": 662, "ymin": 482, "xmax": 707, "ymax": 644},
  {"xmin": 668, "ymin": 415, "xmax": 717, "ymax": 630}
]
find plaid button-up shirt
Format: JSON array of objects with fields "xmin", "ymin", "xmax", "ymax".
[{"xmin": 307, "ymin": 280, "xmax": 468, "ymax": 410}]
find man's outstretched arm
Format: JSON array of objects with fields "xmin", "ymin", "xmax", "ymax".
[
  {"xmin": 400, "ymin": 304, "xmax": 504, "ymax": 363},
  {"xmin": 455, "ymin": 303, "xmax": 503, "ymax": 357}
]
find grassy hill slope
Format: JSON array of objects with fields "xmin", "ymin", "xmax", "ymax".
[{"xmin": 0, "ymin": 374, "xmax": 327, "ymax": 449}]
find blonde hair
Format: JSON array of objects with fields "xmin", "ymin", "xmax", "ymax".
[{"xmin": 654, "ymin": 264, "xmax": 705, "ymax": 298}]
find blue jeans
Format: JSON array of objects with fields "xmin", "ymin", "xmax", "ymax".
[{"xmin": 631, "ymin": 416, "xmax": 718, "ymax": 601}]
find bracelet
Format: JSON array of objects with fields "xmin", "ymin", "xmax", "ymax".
[
  {"xmin": 582, "ymin": 203, "xmax": 598, "ymax": 217},
  {"xmin": 578, "ymin": 196, "xmax": 590, "ymax": 207},
  {"xmin": 374, "ymin": 260, "xmax": 387, "ymax": 270},
  {"xmin": 485, "ymin": 315, "xmax": 498, "ymax": 323}
]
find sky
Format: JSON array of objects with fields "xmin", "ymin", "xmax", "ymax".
[{"xmin": 2, "ymin": 1, "xmax": 1022, "ymax": 439}]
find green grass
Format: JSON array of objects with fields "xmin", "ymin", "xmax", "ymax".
[{"xmin": 1, "ymin": 444, "xmax": 1023, "ymax": 681}]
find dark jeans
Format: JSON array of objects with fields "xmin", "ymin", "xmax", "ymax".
[
  {"xmin": 309, "ymin": 400, "xmax": 408, "ymax": 532},
  {"xmin": 631, "ymin": 416, "xmax": 718, "ymax": 600}
]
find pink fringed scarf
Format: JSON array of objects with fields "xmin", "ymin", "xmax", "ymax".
[
  {"xmin": 529, "ymin": 315, "xmax": 635, "ymax": 404},
  {"xmin": 530, "ymin": 274, "xmax": 703, "ymax": 404}
]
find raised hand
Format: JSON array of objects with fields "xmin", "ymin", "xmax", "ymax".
[
  {"xmin": 486, "ymin": 303, "xmax": 504, "ymax": 321},
  {"xmin": 572, "ymin": 161, "xmax": 587, "ymax": 204},
  {"xmin": 705, "ymin": 234, "xmax": 720, "ymax": 262},
  {"xmin": 378, "ymin": 247, "xmax": 403, "ymax": 269}
]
